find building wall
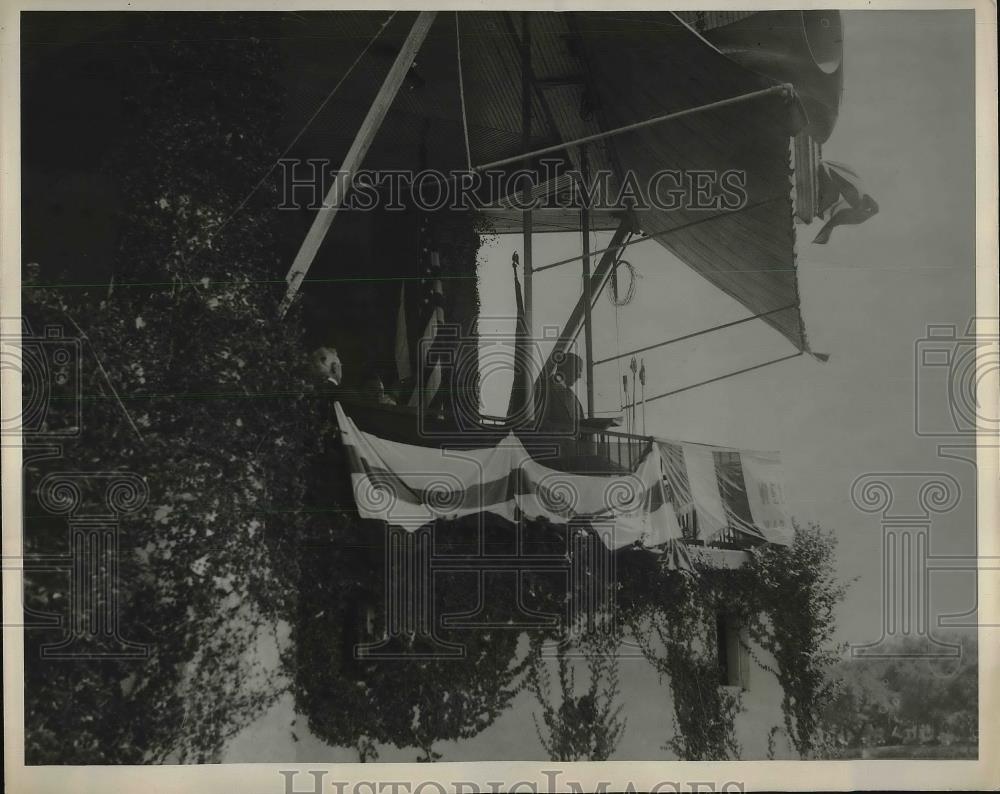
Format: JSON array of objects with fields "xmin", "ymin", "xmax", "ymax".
[{"xmin": 228, "ymin": 631, "xmax": 799, "ymax": 762}]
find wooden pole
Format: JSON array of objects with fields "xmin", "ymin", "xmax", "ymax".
[
  {"xmin": 580, "ymin": 149, "xmax": 594, "ymax": 418},
  {"xmin": 520, "ymin": 12, "xmax": 534, "ymax": 420},
  {"xmin": 278, "ymin": 11, "xmax": 438, "ymax": 317},
  {"xmin": 538, "ymin": 217, "xmax": 631, "ymax": 390}
]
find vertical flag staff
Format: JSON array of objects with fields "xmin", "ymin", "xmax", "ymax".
[
  {"xmin": 622, "ymin": 374, "xmax": 630, "ymax": 435},
  {"xmin": 629, "ymin": 357, "xmax": 638, "ymax": 437},
  {"xmin": 639, "ymin": 358, "xmax": 647, "ymax": 436},
  {"xmin": 505, "ymin": 250, "xmax": 533, "ymax": 423}
]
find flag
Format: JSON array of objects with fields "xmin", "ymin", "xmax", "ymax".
[
  {"xmin": 505, "ymin": 256, "xmax": 533, "ymax": 423},
  {"xmin": 714, "ymin": 450, "xmax": 767, "ymax": 543},
  {"xmin": 740, "ymin": 452, "xmax": 793, "ymax": 545},
  {"xmin": 407, "ymin": 217, "xmax": 446, "ymax": 411},
  {"xmin": 656, "ymin": 440, "xmax": 792, "ymax": 546},
  {"xmin": 681, "ymin": 444, "xmax": 728, "ymax": 542},
  {"xmin": 336, "ymin": 402, "xmax": 683, "ymax": 550},
  {"xmin": 394, "ymin": 283, "xmax": 411, "ymax": 384},
  {"xmin": 817, "ymin": 160, "xmax": 865, "ymax": 211},
  {"xmin": 813, "ymin": 160, "xmax": 879, "ymax": 244}
]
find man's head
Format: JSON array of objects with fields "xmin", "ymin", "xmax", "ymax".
[
  {"xmin": 311, "ymin": 346, "xmax": 342, "ymax": 385},
  {"xmin": 552, "ymin": 352, "xmax": 583, "ymax": 386}
]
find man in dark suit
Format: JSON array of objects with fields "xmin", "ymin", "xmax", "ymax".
[
  {"xmin": 537, "ymin": 352, "xmax": 585, "ymax": 433},
  {"xmin": 304, "ymin": 345, "xmax": 351, "ymax": 528}
]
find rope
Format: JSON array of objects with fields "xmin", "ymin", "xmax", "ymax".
[
  {"xmin": 622, "ymin": 351, "xmax": 804, "ymax": 409},
  {"xmin": 455, "ymin": 12, "xmax": 473, "ymax": 171},
  {"xmin": 593, "ymin": 303, "xmax": 798, "ymax": 367},
  {"xmin": 607, "ymin": 259, "xmax": 638, "ymax": 306},
  {"xmin": 614, "ymin": 261, "xmax": 625, "ymax": 411},
  {"xmin": 216, "ymin": 11, "xmax": 399, "ymax": 233}
]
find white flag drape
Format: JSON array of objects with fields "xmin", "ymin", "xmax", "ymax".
[
  {"xmin": 336, "ymin": 402, "xmax": 682, "ymax": 550},
  {"xmin": 658, "ymin": 440, "xmax": 792, "ymax": 546}
]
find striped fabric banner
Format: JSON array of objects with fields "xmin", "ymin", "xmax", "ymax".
[
  {"xmin": 335, "ymin": 403, "xmax": 682, "ymax": 550},
  {"xmin": 657, "ymin": 440, "xmax": 792, "ymax": 546}
]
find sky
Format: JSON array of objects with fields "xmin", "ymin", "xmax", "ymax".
[{"xmin": 476, "ymin": 10, "xmax": 979, "ymax": 649}]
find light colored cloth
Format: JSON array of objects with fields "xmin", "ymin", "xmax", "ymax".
[
  {"xmin": 681, "ymin": 444, "xmax": 729, "ymax": 541},
  {"xmin": 740, "ymin": 451, "xmax": 793, "ymax": 545},
  {"xmin": 336, "ymin": 402, "xmax": 682, "ymax": 550},
  {"xmin": 657, "ymin": 440, "xmax": 792, "ymax": 546}
]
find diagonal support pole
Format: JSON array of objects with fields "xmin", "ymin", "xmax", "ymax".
[
  {"xmin": 538, "ymin": 216, "xmax": 632, "ymax": 385},
  {"xmin": 278, "ymin": 11, "xmax": 438, "ymax": 317}
]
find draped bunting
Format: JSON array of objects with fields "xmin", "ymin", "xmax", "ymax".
[
  {"xmin": 657, "ymin": 441, "xmax": 792, "ymax": 546},
  {"xmin": 681, "ymin": 445, "xmax": 730, "ymax": 541},
  {"xmin": 740, "ymin": 451, "xmax": 793, "ymax": 545},
  {"xmin": 336, "ymin": 403, "xmax": 682, "ymax": 551}
]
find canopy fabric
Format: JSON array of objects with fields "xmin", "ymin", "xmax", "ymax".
[
  {"xmin": 574, "ymin": 11, "xmax": 811, "ymax": 351},
  {"xmin": 278, "ymin": 11, "xmax": 818, "ymax": 351},
  {"xmin": 336, "ymin": 402, "xmax": 682, "ymax": 550}
]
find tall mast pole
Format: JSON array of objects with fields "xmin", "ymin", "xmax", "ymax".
[
  {"xmin": 537, "ymin": 216, "xmax": 631, "ymax": 386},
  {"xmin": 519, "ymin": 12, "xmax": 534, "ymax": 419},
  {"xmin": 580, "ymin": 148, "xmax": 594, "ymax": 418}
]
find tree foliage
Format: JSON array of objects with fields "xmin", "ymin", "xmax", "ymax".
[
  {"xmin": 23, "ymin": 11, "xmax": 498, "ymax": 764},
  {"xmin": 619, "ymin": 524, "xmax": 846, "ymax": 760},
  {"xmin": 23, "ymin": 14, "xmax": 317, "ymax": 763},
  {"xmin": 819, "ymin": 631, "xmax": 977, "ymax": 754},
  {"xmin": 737, "ymin": 522, "xmax": 847, "ymax": 757}
]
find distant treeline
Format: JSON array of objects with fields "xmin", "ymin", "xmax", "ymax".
[{"xmin": 818, "ymin": 631, "xmax": 977, "ymax": 756}]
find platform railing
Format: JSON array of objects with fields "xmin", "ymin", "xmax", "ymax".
[
  {"xmin": 581, "ymin": 427, "xmax": 653, "ymax": 472},
  {"xmin": 474, "ymin": 415, "xmax": 653, "ymax": 472},
  {"xmin": 339, "ymin": 402, "xmax": 770, "ymax": 549}
]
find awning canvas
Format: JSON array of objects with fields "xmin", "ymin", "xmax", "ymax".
[
  {"xmin": 574, "ymin": 11, "xmax": 810, "ymax": 351},
  {"xmin": 276, "ymin": 11, "xmax": 818, "ymax": 351}
]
